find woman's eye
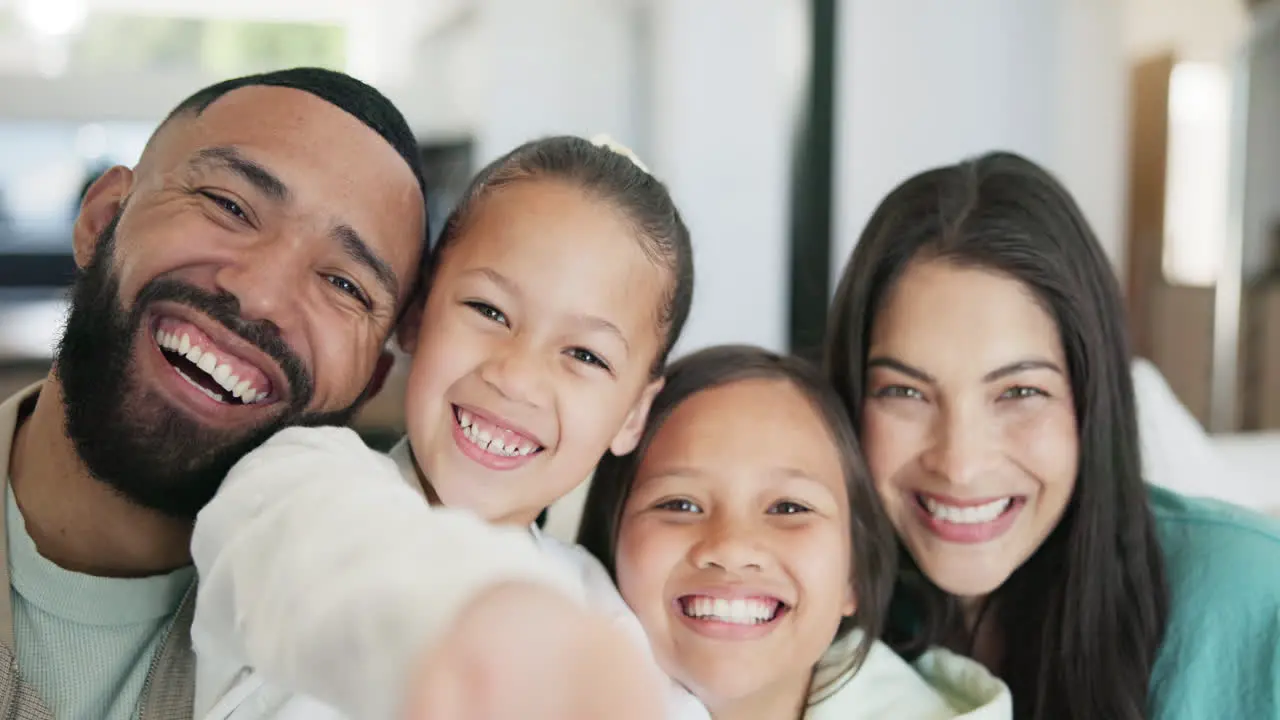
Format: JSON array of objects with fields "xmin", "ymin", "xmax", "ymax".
[
  {"xmin": 768, "ymin": 501, "xmax": 811, "ymax": 515},
  {"xmin": 655, "ymin": 498, "xmax": 701, "ymax": 514},
  {"xmin": 566, "ymin": 347, "xmax": 611, "ymax": 372},
  {"xmin": 464, "ymin": 301, "xmax": 508, "ymax": 325},
  {"xmin": 1000, "ymin": 385, "xmax": 1047, "ymax": 400},
  {"xmin": 326, "ymin": 275, "xmax": 370, "ymax": 308},
  {"xmin": 201, "ymin": 192, "xmax": 248, "ymax": 222},
  {"xmin": 874, "ymin": 385, "xmax": 923, "ymax": 400}
]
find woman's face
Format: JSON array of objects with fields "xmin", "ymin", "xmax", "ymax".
[
  {"xmin": 860, "ymin": 259, "xmax": 1078, "ymax": 601},
  {"xmin": 614, "ymin": 378, "xmax": 855, "ymax": 717}
]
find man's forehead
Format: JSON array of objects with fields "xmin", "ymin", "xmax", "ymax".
[{"xmin": 162, "ymin": 86, "xmax": 364, "ymax": 154}]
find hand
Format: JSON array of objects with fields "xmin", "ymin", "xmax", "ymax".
[{"xmin": 402, "ymin": 582, "xmax": 666, "ymax": 720}]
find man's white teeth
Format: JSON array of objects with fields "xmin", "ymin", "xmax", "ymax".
[
  {"xmin": 922, "ymin": 496, "xmax": 1012, "ymax": 525},
  {"xmin": 155, "ymin": 329, "xmax": 266, "ymax": 404},
  {"xmin": 457, "ymin": 409, "xmax": 538, "ymax": 457},
  {"xmin": 682, "ymin": 596, "xmax": 779, "ymax": 625}
]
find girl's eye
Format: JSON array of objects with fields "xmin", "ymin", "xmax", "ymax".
[
  {"xmin": 464, "ymin": 301, "xmax": 508, "ymax": 325},
  {"xmin": 201, "ymin": 192, "xmax": 249, "ymax": 222},
  {"xmin": 873, "ymin": 385, "xmax": 924, "ymax": 400},
  {"xmin": 1000, "ymin": 386, "xmax": 1047, "ymax": 400},
  {"xmin": 768, "ymin": 501, "xmax": 811, "ymax": 515},
  {"xmin": 566, "ymin": 347, "xmax": 611, "ymax": 372},
  {"xmin": 325, "ymin": 275, "xmax": 371, "ymax": 309},
  {"xmin": 655, "ymin": 498, "xmax": 701, "ymax": 514}
]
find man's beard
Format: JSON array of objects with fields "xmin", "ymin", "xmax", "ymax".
[{"xmin": 55, "ymin": 214, "xmax": 367, "ymax": 519}]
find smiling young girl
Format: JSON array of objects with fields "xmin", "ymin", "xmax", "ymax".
[
  {"xmin": 578, "ymin": 345, "xmax": 1010, "ymax": 719},
  {"xmin": 189, "ymin": 135, "xmax": 707, "ymax": 719}
]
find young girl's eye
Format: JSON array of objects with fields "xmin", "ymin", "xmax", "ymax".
[
  {"xmin": 768, "ymin": 501, "xmax": 811, "ymax": 516},
  {"xmin": 655, "ymin": 498, "xmax": 701, "ymax": 514},
  {"xmin": 566, "ymin": 347, "xmax": 611, "ymax": 372},
  {"xmin": 1000, "ymin": 385, "xmax": 1047, "ymax": 400},
  {"xmin": 872, "ymin": 385, "xmax": 924, "ymax": 401},
  {"xmin": 464, "ymin": 301, "xmax": 508, "ymax": 326}
]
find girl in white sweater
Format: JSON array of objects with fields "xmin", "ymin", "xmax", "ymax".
[
  {"xmin": 576, "ymin": 345, "xmax": 1012, "ymax": 720},
  {"xmin": 191, "ymin": 134, "xmax": 706, "ymax": 719}
]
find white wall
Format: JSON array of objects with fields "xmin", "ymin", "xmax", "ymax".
[
  {"xmin": 831, "ymin": 0, "xmax": 1128, "ymax": 283},
  {"xmin": 1124, "ymin": 0, "xmax": 1248, "ymax": 63},
  {"xmin": 404, "ymin": 0, "xmax": 805, "ymax": 355},
  {"xmin": 648, "ymin": 0, "xmax": 806, "ymax": 355}
]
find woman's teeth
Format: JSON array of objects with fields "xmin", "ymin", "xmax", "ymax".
[{"xmin": 920, "ymin": 495, "xmax": 1013, "ymax": 524}]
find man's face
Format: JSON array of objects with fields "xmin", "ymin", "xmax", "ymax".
[{"xmin": 57, "ymin": 85, "xmax": 426, "ymax": 518}]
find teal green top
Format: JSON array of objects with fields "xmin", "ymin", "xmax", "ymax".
[
  {"xmin": 1149, "ymin": 484, "xmax": 1280, "ymax": 719},
  {"xmin": 6, "ymin": 485, "xmax": 194, "ymax": 719}
]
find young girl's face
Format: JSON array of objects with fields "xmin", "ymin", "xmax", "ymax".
[
  {"xmin": 615, "ymin": 379, "xmax": 856, "ymax": 716},
  {"xmin": 402, "ymin": 178, "xmax": 666, "ymax": 526}
]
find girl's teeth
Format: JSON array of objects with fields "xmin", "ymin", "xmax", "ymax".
[
  {"xmin": 459, "ymin": 413, "xmax": 538, "ymax": 458},
  {"xmin": 681, "ymin": 596, "xmax": 779, "ymax": 625}
]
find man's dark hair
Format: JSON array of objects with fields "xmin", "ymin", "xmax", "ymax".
[{"xmin": 165, "ymin": 67, "xmax": 431, "ymax": 312}]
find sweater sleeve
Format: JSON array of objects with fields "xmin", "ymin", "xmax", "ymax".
[{"xmin": 190, "ymin": 426, "xmax": 581, "ymax": 720}]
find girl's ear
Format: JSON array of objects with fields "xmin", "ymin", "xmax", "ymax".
[{"xmin": 610, "ymin": 378, "xmax": 663, "ymax": 456}]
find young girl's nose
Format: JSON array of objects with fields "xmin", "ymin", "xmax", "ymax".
[
  {"xmin": 478, "ymin": 340, "xmax": 549, "ymax": 407},
  {"xmin": 689, "ymin": 515, "xmax": 768, "ymax": 572}
]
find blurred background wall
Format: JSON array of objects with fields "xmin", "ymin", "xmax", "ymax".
[{"xmin": 1, "ymin": 0, "xmax": 1278, "ymax": 449}]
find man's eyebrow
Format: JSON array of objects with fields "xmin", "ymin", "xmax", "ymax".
[
  {"xmin": 189, "ymin": 146, "xmax": 289, "ymax": 202},
  {"xmin": 334, "ymin": 224, "xmax": 399, "ymax": 302}
]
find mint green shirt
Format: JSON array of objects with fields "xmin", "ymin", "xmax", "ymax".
[
  {"xmin": 6, "ymin": 486, "xmax": 194, "ymax": 720},
  {"xmin": 1149, "ymin": 485, "xmax": 1280, "ymax": 718}
]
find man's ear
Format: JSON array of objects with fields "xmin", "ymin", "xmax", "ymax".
[
  {"xmin": 395, "ymin": 294, "xmax": 426, "ymax": 355},
  {"xmin": 72, "ymin": 166, "xmax": 133, "ymax": 268},
  {"xmin": 609, "ymin": 377, "xmax": 664, "ymax": 456},
  {"xmin": 364, "ymin": 349, "xmax": 397, "ymax": 401}
]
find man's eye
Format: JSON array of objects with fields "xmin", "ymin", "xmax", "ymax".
[
  {"xmin": 201, "ymin": 192, "xmax": 248, "ymax": 222},
  {"xmin": 326, "ymin": 275, "xmax": 370, "ymax": 308}
]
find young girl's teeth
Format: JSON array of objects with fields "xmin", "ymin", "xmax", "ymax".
[
  {"xmin": 459, "ymin": 412, "xmax": 538, "ymax": 458},
  {"xmin": 682, "ymin": 596, "xmax": 779, "ymax": 625}
]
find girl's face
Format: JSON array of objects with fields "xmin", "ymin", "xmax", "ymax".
[
  {"xmin": 401, "ymin": 179, "xmax": 666, "ymax": 526},
  {"xmin": 860, "ymin": 259, "xmax": 1078, "ymax": 603},
  {"xmin": 615, "ymin": 379, "xmax": 856, "ymax": 718}
]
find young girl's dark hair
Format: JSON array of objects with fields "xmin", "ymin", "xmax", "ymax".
[
  {"xmin": 432, "ymin": 136, "xmax": 694, "ymax": 374},
  {"xmin": 577, "ymin": 344, "xmax": 897, "ymax": 699},
  {"xmin": 824, "ymin": 151, "xmax": 1169, "ymax": 720}
]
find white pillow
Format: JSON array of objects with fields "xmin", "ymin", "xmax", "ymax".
[
  {"xmin": 1132, "ymin": 359, "xmax": 1276, "ymax": 511},
  {"xmin": 1132, "ymin": 359, "xmax": 1231, "ymax": 499}
]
